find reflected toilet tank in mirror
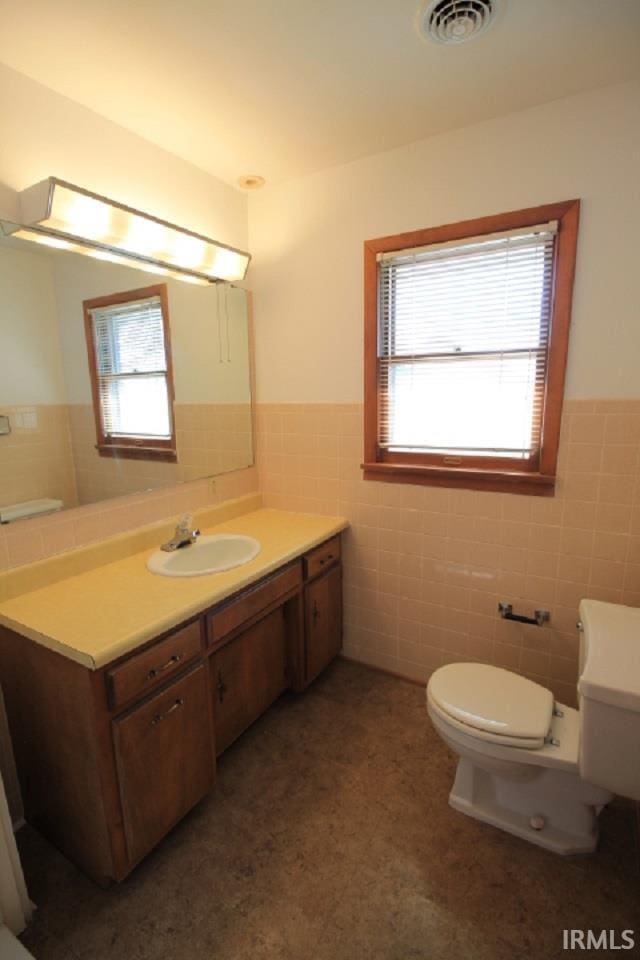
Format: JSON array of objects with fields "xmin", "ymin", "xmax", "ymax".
[{"xmin": 0, "ymin": 230, "xmax": 253, "ymax": 515}]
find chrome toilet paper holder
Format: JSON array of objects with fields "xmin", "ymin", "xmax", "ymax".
[{"xmin": 498, "ymin": 602, "xmax": 550, "ymax": 627}]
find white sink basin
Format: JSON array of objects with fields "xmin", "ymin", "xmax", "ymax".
[{"xmin": 147, "ymin": 534, "xmax": 261, "ymax": 578}]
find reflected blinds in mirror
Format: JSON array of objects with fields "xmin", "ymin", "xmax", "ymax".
[
  {"xmin": 377, "ymin": 222, "xmax": 558, "ymax": 461},
  {"xmin": 88, "ymin": 295, "xmax": 172, "ymax": 439}
]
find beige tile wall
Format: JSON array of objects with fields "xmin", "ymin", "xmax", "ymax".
[
  {"xmin": 0, "ymin": 465, "xmax": 259, "ymax": 572},
  {"xmin": 3, "ymin": 396, "xmax": 638, "ymax": 706},
  {"xmin": 256, "ymin": 398, "xmax": 640, "ymax": 706},
  {"xmin": 0, "ymin": 405, "xmax": 78, "ymax": 511},
  {"xmin": 175, "ymin": 403, "xmax": 254, "ymax": 481},
  {"xmin": 68, "ymin": 403, "xmax": 253, "ymax": 505}
]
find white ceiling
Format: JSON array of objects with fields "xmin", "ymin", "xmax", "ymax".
[{"xmin": 0, "ymin": 0, "xmax": 638, "ymax": 187}]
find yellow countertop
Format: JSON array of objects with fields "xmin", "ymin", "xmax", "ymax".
[{"xmin": 0, "ymin": 508, "xmax": 348, "ymax": 670}]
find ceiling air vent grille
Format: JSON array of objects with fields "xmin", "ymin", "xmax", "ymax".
[{"xmin": 420, "ymin": 0, "xmax": 500, "ymax": 44}]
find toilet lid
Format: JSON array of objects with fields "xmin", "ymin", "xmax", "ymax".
[{"xmin": 428, "ymin": 663, "xmax": 554, "ymax": 743}]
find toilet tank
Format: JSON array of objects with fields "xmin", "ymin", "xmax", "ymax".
[{"xmin": 578, "ymin": 600, "xmax": 640, "ymax": 800}]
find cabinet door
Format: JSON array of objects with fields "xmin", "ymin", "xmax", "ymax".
[
  {"xmin": 211, "ymin": 606, "xmax": 287, "ymax": 755},
  {"xmin": 113, "ymin": 664, "xmax": 214, "ymax": 865},
  {"xmin": 305, "ymin": 565, "xmax": 342, "ymax": 685},
  {"xmin": 245, "ymin": 605, "xmax": 288, "ymax": 720},
  {"xmin": 211, "ymin": 627, "xmax": 251, "ymax": 755}
]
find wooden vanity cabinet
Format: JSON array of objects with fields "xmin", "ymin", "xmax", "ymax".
[
  {"xmin": 304, "ymin": 564, "xmax": 343, "ymax": 686},
  {"xmin": 300, "ymin": 535, "xmax": 342, "ymax": 686},
  {"xmin": 0, "ymin": 532, "xmax": 344, "ymax": 883},
  {"xmin": 211, "ymin": 606, "xmax": 288, "ymax": 754},
  {"xmin": 113, "ymin": 664, "xmax": 214, "ymax": 864},
  {"xmin": 0, "ymin": 615, "xmax": 214, "ymax": 884}
]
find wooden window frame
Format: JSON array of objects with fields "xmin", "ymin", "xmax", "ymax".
[
  {"xmin": 83, "ymin": 283, "xmax": 177, "ymax": 463},
  {"xmin": 363, "ymin": 200, "xmax": 580, "ymax": 496}
]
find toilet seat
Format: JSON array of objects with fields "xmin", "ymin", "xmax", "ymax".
[{"xmin": 428, "ymin": 663, "xmax": 554, "ymax": 749}]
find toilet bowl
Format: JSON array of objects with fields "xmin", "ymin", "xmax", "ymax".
[{"xmin": 426, "ymin": 600, "xmax": 640, "ymax": 854}]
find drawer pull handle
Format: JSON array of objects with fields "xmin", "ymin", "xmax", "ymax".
[
  {"xmin": 217, "ymin": 669, "xmax": 228, "ymax": 703},
  {"xmin": 319, "ymin": 554, "xmax": 334, "ymax": 566},
  {"xmin": 151, "ymin": 698, "xmax": 184, "ymax": 725},
  {"xmin": 312, "ymin": 600, "xmax": 321, "ymax": 624},
  {"xmin": 147, "ymin": 653, "xmax": 183, "ymax": 680}
]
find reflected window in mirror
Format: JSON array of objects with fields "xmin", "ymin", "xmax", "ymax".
[
  {"xmin": 83, "ymin": 284, "xmax": 177, "ymax": 462},
  {"xmin": 1, "ymin": 226, "xmax": 253, "ymax": 514}
]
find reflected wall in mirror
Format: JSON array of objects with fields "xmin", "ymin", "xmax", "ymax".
[{"xmin": 0, "ymin": 229, "xmax": 253, "ymax": 520}]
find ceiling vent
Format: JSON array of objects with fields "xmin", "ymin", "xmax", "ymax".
[{"xmin": 418, "ymin": 0, "xmax": 501, "ymax": 44}]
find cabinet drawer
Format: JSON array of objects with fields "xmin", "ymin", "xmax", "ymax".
[
  {"xmin": 207, "ymin": 562, "xmax": 301, "ymax": 646},
  {"xmin": 107, "ymin": 620, "xmax": 202, "ymax": 711},
  {"xmin": 304, "ymin": 536, "xmax": 341, "ymax": 580}
]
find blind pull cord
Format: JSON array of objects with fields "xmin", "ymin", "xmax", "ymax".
[
  {"xmin": 225, "ymin": 283, "xmax": 231, "ymax": 364},
  {"xmin": 216, "ymin": 284, "xmax": 232, "ymax": 364},
  {"xmin": 216, "ymin": 284, "xmax": 224, "ymax": 364}
]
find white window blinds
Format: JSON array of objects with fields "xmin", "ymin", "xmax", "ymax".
[
  {"xmin": 89, "ymin": 295, "xmax": 172, "ymax": 440},
  {"xmin": 377, "ymin": 222, "xmax": 558, "ymax": 460}
]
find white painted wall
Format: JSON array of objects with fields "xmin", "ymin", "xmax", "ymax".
[
  {"xmin": 248, "ymin": 82, "xmax": 640, "ymax": 403},
  {"xmin": 51, "ymin": 254, "xmax": 251, "ymax": 405},
  {"xmin": 0, "ymin": 62, "xmax": 247, "ymax": 251},
  {"xmin": 0, "ymin": 243, "xmax": 67, "ymax": 404},
  {"xmin": 168, "ymin": 280, "xmax": 250, "ymax": 405}
]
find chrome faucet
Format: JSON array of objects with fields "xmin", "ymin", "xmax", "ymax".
[{"xmin": 161, "ymin": 514, "xmax": 200, "ymax": 552}]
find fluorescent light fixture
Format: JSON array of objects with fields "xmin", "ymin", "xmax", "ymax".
[{"xmin": 12, "ymin": 177, "xmax": 251, "ymax": 284}]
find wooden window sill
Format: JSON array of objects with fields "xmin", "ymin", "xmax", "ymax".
[
  {"xmin": 97, "ymin": 444, "xmax": 177, "ymax": 463},
  {"xmin": 361, "ymin": 462, "xmax": 555, "ymax": 497}
]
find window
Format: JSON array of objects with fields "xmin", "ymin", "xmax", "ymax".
[
  {"xmin": 363, "ymin": 201, "xmax": 579, "ymax": 495},
  {"xmin": 83, "ymin": 284, "xmax": 176, "ymax": 461}
]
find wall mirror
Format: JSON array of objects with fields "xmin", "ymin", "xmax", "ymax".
[{"xmin": 0, "ymin": 226, "xmax": 253, "ymax": 522}]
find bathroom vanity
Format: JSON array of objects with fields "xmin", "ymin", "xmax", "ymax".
[{"xmin": 0, "ymin": 506, "xmax": 345, "ymax": 884}]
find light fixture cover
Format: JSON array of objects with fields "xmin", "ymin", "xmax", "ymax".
[{"xmin": 16, "ymin": 177, "xmax": 251, "ymax": 284}]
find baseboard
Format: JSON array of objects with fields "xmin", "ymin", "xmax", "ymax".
[{"xmin": 339, "ymin": 654, "xmax": 426, "ymax": 688}]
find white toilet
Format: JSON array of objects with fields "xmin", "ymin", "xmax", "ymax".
[{"xmin": 426, "ymin": 599, "xmax": 640, "ymax": 854}]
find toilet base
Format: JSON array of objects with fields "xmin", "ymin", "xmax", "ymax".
[{"xmin": 449, "ymin": 757, "xmax": 611, "ymax": 855}]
